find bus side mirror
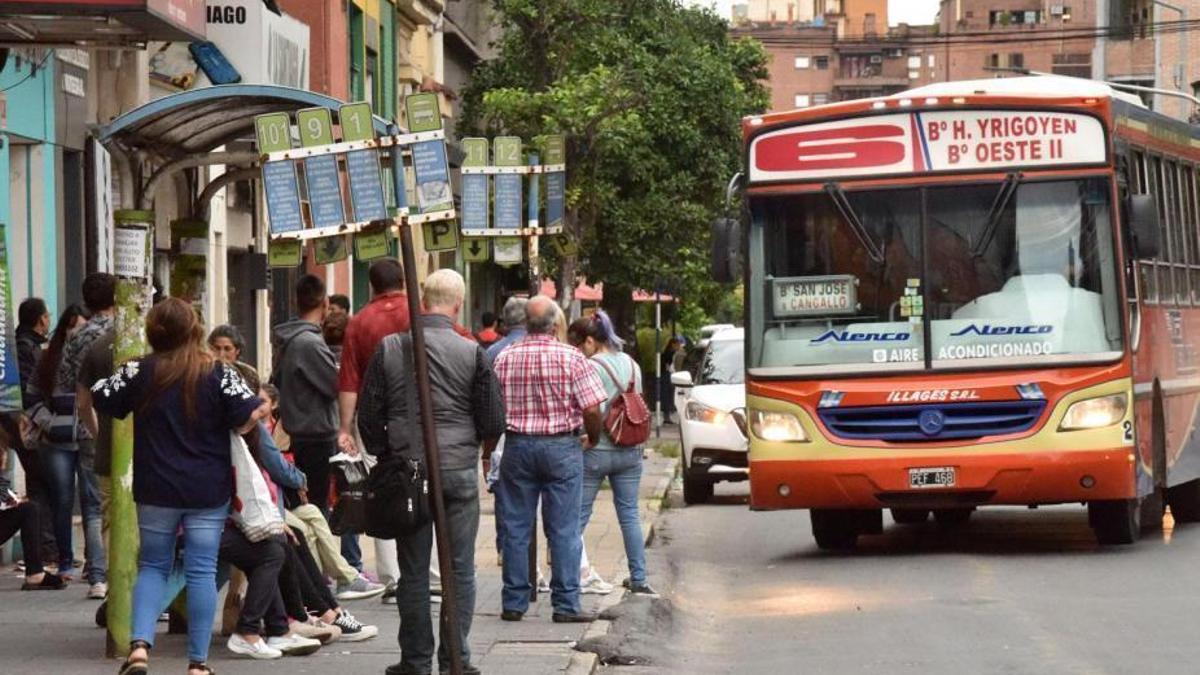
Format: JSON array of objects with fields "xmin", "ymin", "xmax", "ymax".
[
  {"xmin": 711, "ymin": 217, "xmax": 741, "ymax": 284},
  {"xmin": 1128, "ymin": 194, "xmax": 1160, "ymax": 259}
]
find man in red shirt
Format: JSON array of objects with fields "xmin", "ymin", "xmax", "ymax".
[
  {"xmin": 336, "ymin": 260, "xmax": 410, "ymax": 597},
  {"xmin": 337, "ymin": 259, "xmax": 411, "ymax": 454}
]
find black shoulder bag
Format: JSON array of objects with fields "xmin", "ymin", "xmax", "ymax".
[{"xmin": 364, "ymin": 334, "xmax": 432, "ymax": 540}]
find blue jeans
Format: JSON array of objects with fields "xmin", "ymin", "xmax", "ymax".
[
  {"xmin": 41, "ymin": 443, "xmax": 106, "ymax": 583},
  {"xmin": 132, "ymin": 502, "xmax": 227, "ymax": 664},
  {"xmin": 500, "ymin": 434, "xmax": 583, "ymax": 616},
  {"xmin": 341, "ymin": 532, "xmax": 363, "ymax": 573},
  {"xmin": 581, "ymin": 448, "xmax": 647, "ymax": 586},
  {"xmin": 395, "ymin": 467, "xmax": 479, "ymax": 672}
]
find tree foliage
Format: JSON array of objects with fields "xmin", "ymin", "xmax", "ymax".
[{"xmin": 460, "ymin": 0, "xmax": 768, "ymax": 332}]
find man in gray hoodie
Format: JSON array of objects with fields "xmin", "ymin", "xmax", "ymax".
[{"xmin": 272, "ymin": 274, "xmax": 339, "ymax": 517}]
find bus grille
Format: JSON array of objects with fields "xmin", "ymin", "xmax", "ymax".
[{"xmin": 817, "ymin": 400, "xmax": 1047, "ymax": 443}]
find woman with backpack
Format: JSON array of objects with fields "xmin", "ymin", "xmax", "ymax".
[{"xmin": 567, "ymin": 311, "xmax": 656, "ymax": 596}]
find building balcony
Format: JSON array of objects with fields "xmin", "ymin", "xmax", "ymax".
[{"xmin": 834, "ymin": 76, "xmax": 909, "ymax": 88}]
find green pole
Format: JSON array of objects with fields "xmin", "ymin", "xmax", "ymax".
[{"xmin": 106, "ymin": 210, "xmax": 154, "ymax": 657}]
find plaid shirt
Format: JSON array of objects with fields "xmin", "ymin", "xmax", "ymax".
[{"xmin": 493, "ymin": 333, "xmax": 607, "ymax": 435}]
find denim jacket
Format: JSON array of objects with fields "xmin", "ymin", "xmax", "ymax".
[{"xmin": 255, "ymin": 422, "xmax": 306, "ymax": 517}]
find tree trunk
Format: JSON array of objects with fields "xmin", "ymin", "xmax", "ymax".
[
  {"xmin": 557, "ymin": 208, "xmax": 583, "ymax": 319},
  {"xmin": 106, "ymin": 212, "xmax": 154, "ymax": 657}
]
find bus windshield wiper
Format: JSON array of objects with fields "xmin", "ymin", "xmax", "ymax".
[
  {"xmin": 824, "ymin": 182, "xmax": 884, "ymax": 264},
  {"xmin": 972, "ymin": 172, "xmax": 1021, "ymax": 257}
]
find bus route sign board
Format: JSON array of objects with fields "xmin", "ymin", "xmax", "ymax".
[
  {"xmin": 355, "ymin": 228, "xmax": 390, "ymax": 261},
  {"xmin": 544, "ymin": 135, "xmax": 566, "ymax": 231},
  {"xmin": 494, "ymin": 236, "xmax": 523, "ymax": 265},
  {"xmin": 461, "ymin": 137, "xmax": 489, "ymax": 232},
  {"xmin": 748, "ymin": 110, "xmax": 1107, "ymax": 183},
  {"xmin": 297, "ymin": 107, "xmax": 346, "ymax": 229},
  {"xmin": 494, "ymin": 136, "xmax": 523, "ymax": 230},
  {"xmin": 255, "ymin": 112, "xmax": 304, "ymax": 234},
  {"xmin": 406, "ymin": 93, "xmax": 453, "ymax": 214},
  {"xmin": 771, "ymin": 275, "xmax": 858, "ymax": 317},
  {"xmin": 340, "ymin": 102, "xmax": 388, "ymax": 223}
]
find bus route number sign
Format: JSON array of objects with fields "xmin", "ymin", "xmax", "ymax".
[{"xmin": 772, "ymin": 275, "xmax": 858, "ymax": 317}]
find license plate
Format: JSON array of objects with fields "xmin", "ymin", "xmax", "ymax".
[{"xmin": 908, "ymin": 466, "xmax": 956, "ymax": 489}]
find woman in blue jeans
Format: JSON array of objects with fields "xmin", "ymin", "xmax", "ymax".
[
  {"xmin": 93, "ymin": 299, "xmax": 268, "ymax": 675},
  {"xmin": 567, "ymin": 312, "xmax": 656, "ymax": 595},
  {"xmin": 26, "ymin": 304, "xmax": 101, "ymax": 585}
]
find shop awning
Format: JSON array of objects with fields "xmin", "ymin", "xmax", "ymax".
[{"xmin": 98, "ymin": 84, "xmax": 393, "ymax": 159}]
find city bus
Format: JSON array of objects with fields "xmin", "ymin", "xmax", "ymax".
[{"xmin": 726, "ymin": 76, "xmax": 1200, "ymax": 548}]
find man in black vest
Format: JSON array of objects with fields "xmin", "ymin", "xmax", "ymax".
[{"xmin": 358, "ymin": 269, "xmax": 505, "ymax": 675}]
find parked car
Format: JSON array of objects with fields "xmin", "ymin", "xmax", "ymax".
[{"xmin": 671, "ymin": 328, "xmax": 747, "ymax": 504}]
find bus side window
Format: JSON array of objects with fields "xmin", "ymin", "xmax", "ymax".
[
  {"xmin": 1191, "ymin": 166, "xmax": 1200, "ymax": 304},
  {"xmin": 1139, "ymin": 151, "xmax": 1159, "ymax": 305},
  {"xmin": 1167, "ymin": 159, "xmax": 1188, "ymax": 305},
  {"xmin": 1154, "ymin": 155, "xmax": 1175, "ymax": 305}
]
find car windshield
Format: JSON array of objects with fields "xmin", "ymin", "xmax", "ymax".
[
  {"xmin": 746, "ymin": 176, "xmax": 1124, "ymax": 375},
  {"xmin": 702, "ymin": 338, "xmax": 745, "ymax": 384}
]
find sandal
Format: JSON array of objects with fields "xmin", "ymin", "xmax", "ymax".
[
  {"xmin": 188, "ymin": 663, "xmax": 215, "ymax": 675},
  {"xmin": 118, "ymin": 641, "xmax": 150, "ymax": 675}
]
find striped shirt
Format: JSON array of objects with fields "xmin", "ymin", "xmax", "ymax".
[{"xmin": 493, "ymin": 333, "xmax": 607, "ymax": 436}]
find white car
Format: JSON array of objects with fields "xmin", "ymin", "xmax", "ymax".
[{"xmin": 671, "ymin": 328, "xmax": 747, "ymax": 504}]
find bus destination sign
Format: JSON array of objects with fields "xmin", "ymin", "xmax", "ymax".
[
  {"xmin": 772, "ymin": 275, "xmax": 858, "ymax": 318},
  {"xmin": 749, "ymin": 110, "xmax": 1106, "ymax": 183}
]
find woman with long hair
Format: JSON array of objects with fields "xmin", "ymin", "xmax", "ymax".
[
  {"xmin": 27, "ymin": 303, "xmax": 90, "ymax": 583},
  {"xmin": 92, "ymin": 298, "xmax": 268, "ymax": 675},
  {"xmin": 567, "ymin": 311, "xmax": 656, "ymax": 596}
]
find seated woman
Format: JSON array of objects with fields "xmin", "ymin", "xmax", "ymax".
[{"xmin": 1, "ymin": 439, "xmax": 65, "ymax": 590}]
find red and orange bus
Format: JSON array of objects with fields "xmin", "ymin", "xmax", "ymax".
[{"xmin": 729, "ymin": 76, "xmax": 1200, "ymax": 548}]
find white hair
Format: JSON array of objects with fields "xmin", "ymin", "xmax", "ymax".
[{"xmin": 422, "ymin": 269, "xmax": 466, "ymax": 310}]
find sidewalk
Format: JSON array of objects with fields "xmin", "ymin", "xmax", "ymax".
[{"xmin": 0, "ymin": 445, "xmax": 678, "ymax": 675}]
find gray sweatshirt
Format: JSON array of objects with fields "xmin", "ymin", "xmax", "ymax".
[{"xmin": 272, "ymin": 318, "xmax": 339, "ymax": 443}]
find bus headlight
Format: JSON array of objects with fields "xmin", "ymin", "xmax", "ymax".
[
  {"xmin": 750, "ymin": 410, "xmax": 809, "ymax": 442},
  {"xmin": 1059, "ymin": 394, "xmax": 1128, "ymax": 431},
  {"xmin": 686, "ymin": 400, "xmax": 727, "ymax": 425}
]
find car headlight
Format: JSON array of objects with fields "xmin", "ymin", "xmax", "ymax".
[
  {"xmin": 686, "ymin": 400, "xmax": 728, "ymax": 425},
  {"xmin": 1059, "ymin": 393, "xmax": 1128, "ymax": 431},
  {"xmin": 750, "ymin": 410, "xmax": 809, "ymax": 442}
]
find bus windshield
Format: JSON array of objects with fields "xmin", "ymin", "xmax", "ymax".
[{"xmin": 747, "ymin": 176, "xmax": 1124, "ymax": 375}]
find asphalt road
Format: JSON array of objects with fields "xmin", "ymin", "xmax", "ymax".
[{"xmin": 617, "ymin": 481, "xmax": 1200, "ymax": 675}]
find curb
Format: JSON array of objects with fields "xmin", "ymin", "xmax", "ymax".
[{"xmin": 566, "ymin": 455, "xmax": 679, "ymax": 674}]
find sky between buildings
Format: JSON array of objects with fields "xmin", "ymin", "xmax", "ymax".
[{"xmin": 681, "ymin": 0, "xmax": 941, "ymax": 26}]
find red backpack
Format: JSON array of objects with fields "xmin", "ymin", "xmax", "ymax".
[{"xmin": 594, "ymin": 354, "xmax": 652, "ymax": 447}]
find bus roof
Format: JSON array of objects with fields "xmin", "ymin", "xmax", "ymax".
[{"xmin": 898, "ymin": 76, "xmax": 1146, "ymax": 108}]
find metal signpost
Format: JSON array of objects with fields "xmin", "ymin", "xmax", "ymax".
[{"xmin": 255, "ymin": 96, "xmax": 467, "ymax": 673}]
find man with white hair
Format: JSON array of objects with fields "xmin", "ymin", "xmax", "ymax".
[
  {"xmin": 493, "ymin": 295, "xmax": 606, "ymax": 624},
  {"xmin": 358, "ymin": 269, "xmax": 505, "ymax": 675}
]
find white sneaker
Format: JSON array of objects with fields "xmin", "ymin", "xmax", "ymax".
[
  {"xmin": 87, "ymin": 582, "xmax": 108, "ymax": 599},
  {"xmin": 581, "ymin": 571, "xmax": 614, "ymax": 595},
  {"xmin": 227, "ymin": 634, "xmax": 283, "ymax": 660},
  {"xmin": 332, "ymin": 610, "xmax": 379, "ymax": 642},
  {"xmin": 536, "ymin": 573, "xmax": 551, "ymax": 594},
  {"xmin": 266, "ymin": 633, "xmax": 322, "ymax": 656}
]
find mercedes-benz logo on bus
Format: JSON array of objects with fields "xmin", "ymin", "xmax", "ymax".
[{"xmin": 918, "ymin": 409, "xmax": 947, "ymax": 436}]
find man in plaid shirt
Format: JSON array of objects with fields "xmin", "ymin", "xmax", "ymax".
[{"xmin": 492, "ymin": 296, "xmax": 606, "ymax": 623}]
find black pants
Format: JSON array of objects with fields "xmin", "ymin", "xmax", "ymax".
[
  {"xmin": 219, "ymin": 528, "xmax": 289, "ymax": 637},
  {"xmin": 4, "ymin": 414, "xmax": 57, "ymax": 561},
  {"xmin": 280, "ymin": 526, "xmax": 338, "ymax": 621},
  {"xmin": 291, "ymin": 439, "xmax": 334, "ymax": 516},
  {"xmin": 0, "ymin": 501, "xmax": 43, "ymax": 575}
]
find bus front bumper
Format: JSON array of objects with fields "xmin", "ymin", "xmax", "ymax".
[{"xmin": 748, "ymin": 448, "xmax": 1136, "ymax": 510}]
